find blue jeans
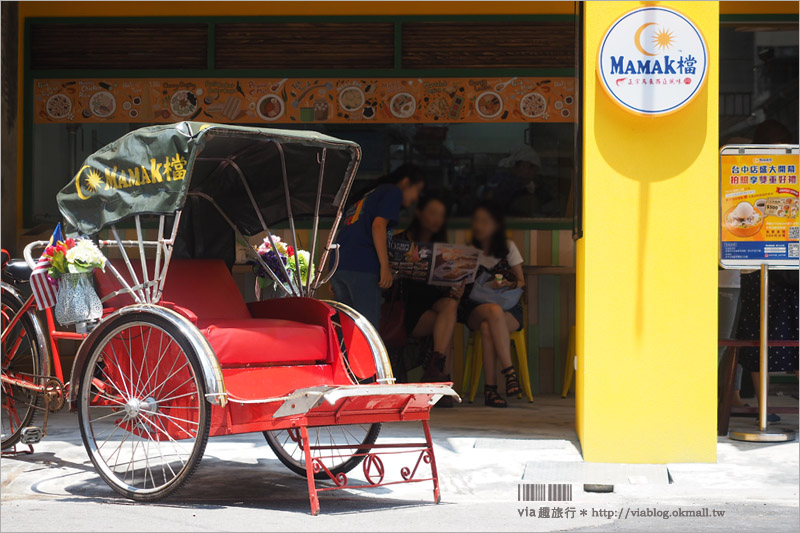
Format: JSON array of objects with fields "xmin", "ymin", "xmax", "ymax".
[{"xmin": 330, "ymin": 269, "xmax": 381, "ymax": 328}]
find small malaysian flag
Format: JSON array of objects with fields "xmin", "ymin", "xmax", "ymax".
[{"xmin": 29, "ymin": 224, "xmax": 63, "ymax": 310}]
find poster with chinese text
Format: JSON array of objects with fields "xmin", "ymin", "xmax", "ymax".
[{"xmin": 720, "ymin": 146, "xmax": 799, "ymax": 268}]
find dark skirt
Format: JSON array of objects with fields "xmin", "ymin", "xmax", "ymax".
[
  {"xmin": 736, "ymin": 271, "xmax": 799, "ymax": 373},
  {"xmin": 400, "ymin": 280, "xmax": 446, "ymax": 335},
  {"xmin": 457, "ymin": 297, "xmax": 524, "ymax": 332}
]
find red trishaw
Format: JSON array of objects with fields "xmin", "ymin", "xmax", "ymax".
[{"xmin": 1, "ymin": 122, "xmax": 458, "ymax": 514}]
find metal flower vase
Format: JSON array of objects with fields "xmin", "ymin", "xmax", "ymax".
[{"xmin": 54, "ymin": 272, "xmax": 102, "ymax": 326}]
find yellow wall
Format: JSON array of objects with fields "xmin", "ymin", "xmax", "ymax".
[{"xmin": 577, "ymin": 1, "xmax": 719, "ymax": 462}]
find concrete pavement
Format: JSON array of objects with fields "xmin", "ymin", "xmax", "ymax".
[{"xmin": 1, "ymin": 395, "xmax": 798, "ymax": 532}]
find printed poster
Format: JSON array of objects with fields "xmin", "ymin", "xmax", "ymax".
[
  {"xmin": 388, "ymin": 239, "xmax": 480, "ymax": 286},
  {"xmin": 719, "ymin": 146, "xmax": 799, "ymax": 268}
]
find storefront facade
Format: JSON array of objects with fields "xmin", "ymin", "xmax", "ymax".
[{"xmin": 4, "ymin": 1, "xmax": 798, "ymax": 463}]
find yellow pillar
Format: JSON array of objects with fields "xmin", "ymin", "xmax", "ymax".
[{"xmin": 577, "ymin": 1, "xmax": 719, "ymax": 462}]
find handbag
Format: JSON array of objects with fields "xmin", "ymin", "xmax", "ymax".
[
  {"xmin": 468, "ymin": 271, "xmax": 523, "ymax": 311},
  {"xmin": 379, "ymin": 283, "xmax": 408, "ymax": 348}
]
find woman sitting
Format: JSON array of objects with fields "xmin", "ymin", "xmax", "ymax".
[
  {"xmin": 394, "ymin": 196, "xmax": 463, "ymax": 390},
  {"xmin": 458, "ymin": 202, "xmax": 525, "ymax": 408}
]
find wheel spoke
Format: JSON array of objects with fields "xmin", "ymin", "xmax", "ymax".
[
  {"xmin": 91, "ymin": 391, "xmax": 128, "ymax": 407},
  {"xmin": 106, "ymin": 343, "xmax": 132, "ymax": 399},
  {"xmin": 141, "ymin": 409, "xmax": 198, "ymax": 429},
  {"xmin": 97, "ymin": 416, "xmax": 126, "ymax": 451},
  {"xmin": 148, "ymin": 371, "xmax": 193, "ymax": 404},
  {"xmin": 140, "ymin": 412, "xmax": 190, "ymax": 464},
  {"xmin": 144, "ymin": 361, "xmax": 190, "ymax": 401},
  {"xmin": 140, "ymin": 334, "xmax": 172, "ymax": 399},
  {"xmin": 89, "ymin": 409, "xmax": 126, "ymax": 424},
  {"xmin": 156, "ymin": 391, "xmax": 200, "ymax": 403}
]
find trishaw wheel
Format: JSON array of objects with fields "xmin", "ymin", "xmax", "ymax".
[
  {"xmin": 1, "ymin": 288, "xmax": 45, "ymax": 450},
  {"xmin": 77, "ymin": 312, "xmax": 210, "ymax": 501},
  {"xmin": 264, "ymin": 423, "xmax": 381, "ymax": 479}
]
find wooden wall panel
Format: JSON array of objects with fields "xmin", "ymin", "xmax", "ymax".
[
  {"xmin": 215, "ymin": 23, "xmax": 395, "ymax": 69},
  {"xmin": 30, "ymin": 23, "xmax": 208, "ymax": 69},
  {"xmin": 402, "ymin": 22, "xmax": 575, "ymax": 69}
]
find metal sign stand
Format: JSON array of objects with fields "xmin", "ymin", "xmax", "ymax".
[{"xmin": 729, "ymin": 264, "xmax": 796, "ymax": 442}]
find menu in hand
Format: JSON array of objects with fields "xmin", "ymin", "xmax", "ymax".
[{"xmin": 388, "ymin": 239, "xmax": 481, "ymax": 286}]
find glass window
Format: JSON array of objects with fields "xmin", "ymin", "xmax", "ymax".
[
  {"xmin": 30, "ymin": 120, "xmax": 576, "ymax": 225},
  {"xmin": 720, "ymin": 24, "xmax": 799, "ymax": 144}
]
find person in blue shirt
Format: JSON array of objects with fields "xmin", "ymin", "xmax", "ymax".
[{"xmin": 331, "ymin": 164, "xmax": 425, "ymax": 327}]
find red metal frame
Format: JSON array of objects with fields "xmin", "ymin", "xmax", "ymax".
[
  {"xmin": 1, "ymin": 288, "xmax": 84, "ymax": 452},
  {"xmin": 299, "ymin": 420, "xmax": 440, "ymax": 515}
]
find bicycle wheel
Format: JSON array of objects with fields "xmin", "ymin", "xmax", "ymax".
[
  {"xmin": 265, "ymin": 423, "xmax": 381, "ymax": 479},
  {"xmin": 77, "ymin": 311, "xmax": 210, "ymax": 501},
  {"xmin": 1, "ymin": 286, "xmax": 46, "ymax": 449}
]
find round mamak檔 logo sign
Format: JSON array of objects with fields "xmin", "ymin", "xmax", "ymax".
[{"xmin": 598, "ymin": 7, "xmax": 708, "ymax": 116}]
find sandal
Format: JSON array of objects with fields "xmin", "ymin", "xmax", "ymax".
[
  {"xmin": 484, "ymin": 385, "xmax": 507, "ymax": 408},
  {"xmin": 502, "ymin": 366, "xmax": 522, "ymax": 397}
]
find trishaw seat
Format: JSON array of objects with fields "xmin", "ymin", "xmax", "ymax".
[
  {"xmin": 96, "ymin": 258, "xmax": 332, "ymax": 366},
  {"xmin": 197, "ymin": 318, "xmax": 327, "ymax": 366}
]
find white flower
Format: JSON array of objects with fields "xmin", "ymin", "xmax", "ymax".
[{"xmin": 66, "ymin": 239, "xmax": 106, "ymax": 273}]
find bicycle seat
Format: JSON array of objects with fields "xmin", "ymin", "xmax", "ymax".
[{"xmin": 4, "ymin": 259, "xmax": 33, "ymax": 284}]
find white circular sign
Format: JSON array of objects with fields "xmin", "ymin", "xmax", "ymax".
[{"xmin": 598, "ymin": 7, "xmax": 708, "ymax": 115}]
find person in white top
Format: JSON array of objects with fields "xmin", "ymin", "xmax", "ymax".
[{"xmin": 459, "ymin": 202, "xmax": 526, "ymax": 408}]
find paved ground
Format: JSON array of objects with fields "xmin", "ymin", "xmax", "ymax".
[{"xmin": 2, "ymin": 395, "xmax": 798, "ymax": 532}]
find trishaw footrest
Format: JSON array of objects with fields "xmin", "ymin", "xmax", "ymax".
[{"xmin": 300, "ymin": 419, "xmax": 442, "ymax": 515}]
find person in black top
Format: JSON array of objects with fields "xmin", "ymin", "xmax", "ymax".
[{"xmin": 394, "ymin": 196, "xmax": 463, "ymax": 388}]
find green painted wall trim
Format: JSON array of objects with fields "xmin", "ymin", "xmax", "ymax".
[
  {"xmin": 24, "ymin": 14, "xmax": 577, "ymax": 25},
  {"xmin": 551, "ymin": 230, "xmax": 559, "ymax": 266},
  {"xmin": 529, "ymin": 324, "xmax": 540, "ymax": 395},
  {"xmin": 552, "ymin": 275, "xmax": 562, "ymax": 393},
  {"xmin": 28, "ymin": 68, "xmax": 576, "ymax": 78}
]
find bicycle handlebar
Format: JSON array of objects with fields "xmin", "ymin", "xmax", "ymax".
[
  {"xmin": 23, "ymin": 241, "xmax": 50, "ymax": 270},
  {"xmin": 319, "ymin": 244, "xmax": 340, "ymax": 286}
]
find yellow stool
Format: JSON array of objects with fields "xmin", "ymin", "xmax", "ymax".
[
  {"xmin": 461, "ymin": 329, "xmax": 534, "ymax": 403},
  {"xmin": 561, "ymin": 326, "xmax": 576, "ymax": 398}
]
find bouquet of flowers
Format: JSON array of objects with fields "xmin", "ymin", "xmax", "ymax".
[
  {"xmin": 45, "ymin": 238, "xmax": 106, "ymax": 278},
  {"xmin": 252, "ymin": 236, "xmax": 315, "ymax": 293},
  {"xmin": 42, "ymin": 238, "xmax": 106, "ymax": 326}
]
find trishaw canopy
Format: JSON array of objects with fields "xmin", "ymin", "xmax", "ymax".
[{"xmin": 57, "ymin": 122, "xmax": 361, "ymax": 236}]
